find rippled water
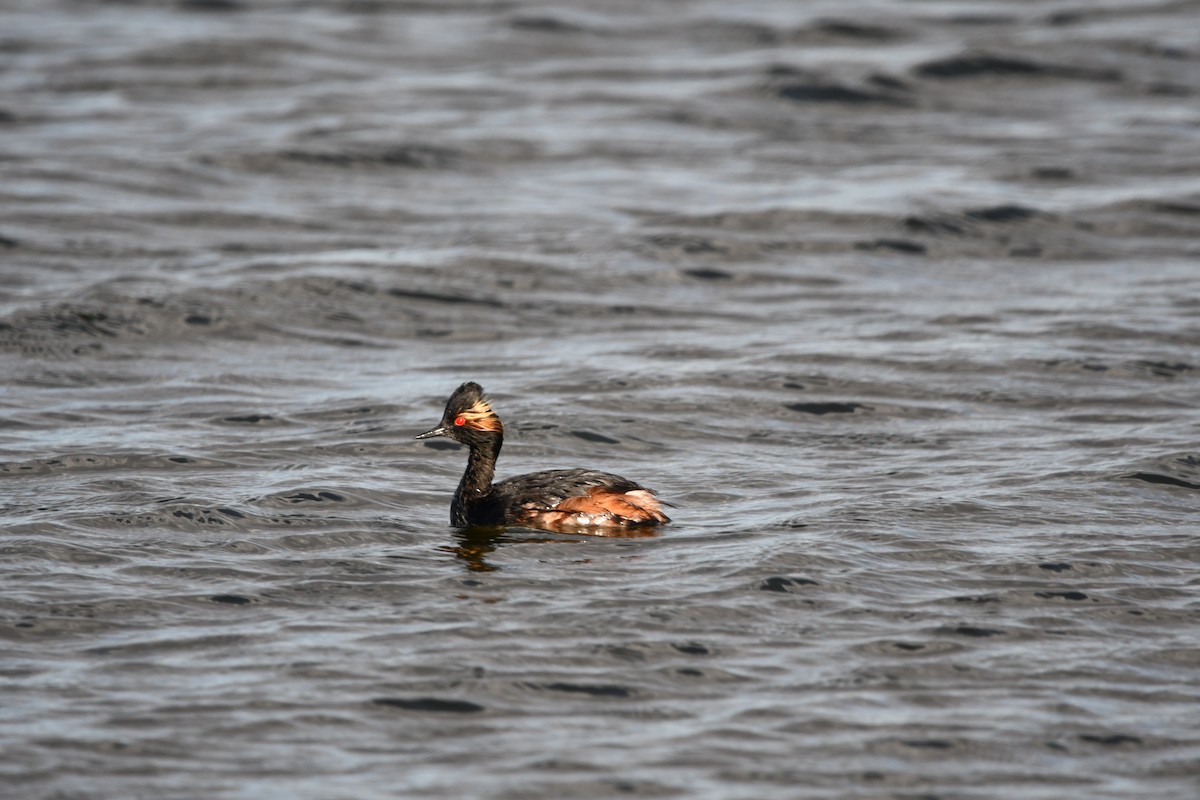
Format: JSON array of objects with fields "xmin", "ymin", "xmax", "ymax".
[{"xmin": 3, "ymin": 2, "xmax": 1200, "ymax": 798}]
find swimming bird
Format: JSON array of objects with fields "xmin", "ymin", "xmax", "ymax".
[{"xmin": 416, "ymin": 382, "xmax": 670, "ymax": 531}]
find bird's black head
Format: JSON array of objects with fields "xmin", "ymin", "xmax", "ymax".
[{"xmin": 415, "ymin": 381, "xmax": 503, "ymax": 446}]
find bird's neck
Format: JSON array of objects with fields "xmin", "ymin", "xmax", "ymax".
[{"xmin": 452, "ymin": 434, "xmax": 502, "ymax": 524}]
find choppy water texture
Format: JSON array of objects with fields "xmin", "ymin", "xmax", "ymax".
[{"xmin": 3, "ymin": 1, "xmax": 1200, "ymax": 798}]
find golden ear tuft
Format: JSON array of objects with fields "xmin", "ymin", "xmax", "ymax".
[{"xmin": 459, "ymin": 397, "xmax": 502, "ymax": 431}]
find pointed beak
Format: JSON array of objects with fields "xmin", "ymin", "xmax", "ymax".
[{"xmin": 415, "ymin": 425, "xmax": 450, "ymax": 440}]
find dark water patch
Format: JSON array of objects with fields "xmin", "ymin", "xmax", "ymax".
[
  {"xmin": 1039, "ymin": 563, "xmax": 1074, "ymax": 572},
  {"xmin": 759, "ymin": 576, "xmax": 818, "ymax": 593},
  {"xmin": 965, "ymin": 204, "xmax": 1040, "ymax": 222},
  {"xmin": 293, "ymin": 404, "xmax": 381, "ymax": 425},
  {"xmin": 222, "ymin": 414, "xmax": 274, "ymax": 424},
  {"xmin": 916, "ymin": 53, "xmax": 1048, "ymax": 79},
  {"xmin": 509, "ymin": 15, "xmax": 587, "ymax": 34},
  {"xmin": 1035, "ymin": 591, "xmax": 1089, "ymax": 601},
  {"xmin": 1146, "ymin": 82, "xmax": 1191, "ymax": 97},
  {"xmin": 0, "ymin": 453, "xmax": 229, "ymax": 477},
  {"xmin": 930, "ymin": 314, "xmax": 997, "ymax": 326},
  {"xmin": 813, "ymin": 19, "xmax": 901, "ymax": 41},
  {"xmin": 1128, "ymin": 41, "xmax": 1192, "ymax": 60},
  {"xmin": 1152, "ymin": 202, "xmax": 1200, "ymax": 215},
  {"xmin": 251, "ymin": 144, "xmax": 461, "ymax": 171},
  {"xmin": 903, "ymin": 215, "xmax": 963, "ymax": 235},
  {"xmin": 1, "ymin": 306, "xmax": 123, "ymax": 342},
  {"xmin": 1056, "ymin": 417, "xmax": 1166, "ymax": 429},
  {"xmin": 1135, "ymin": 360, "xmax": 1191, "ymax": 377},
  {"xmin": 856, "ymin": 238, "xmax": 926, "ymax": 254},
  {"xmin": 672, "ymin": 642, "xmax": 711, "ymax": 656},
  {"xmin": 1122, "ymin": 455, "xmax": 1200, "ymax": 492},
  {"xmin": 683, "ymin": 267, "xmax": 733, "ymax": 281},
  {"xmin": 8, "ymin": 540, "xmax": 126, "ymax": 567},
  {"xmin": 855, "ymin": 638, "xmax": 966, "ymax": 658},
  {"xmin": 538, "ymin": 682, "xmax": 634, "ymax": 698},
  {"xmin": 372, "ymin": 697, "xmax": 484, "ymax": 714},
  {"xmin": 1047, "ymin": 355, "xmax": 1199, "ymax": 383},
  {"xmin": 1031, "ymin": 166, "xmax": 1075, "ymax": 180},
  {"xmin": 643, "ymin": 233, "xmax": 727, "ymax": 255},
  {"xmin": 86, "ymin": 633, "xmax": 253, "ymax": 657},
  {"xmin": 1039, "ymin": 358, "xmax": 1110, "ymax": 374},
  {"xmin": 867, "ymin": 73, "xmax": 909, "ymax": 91},
  {"xmin": 1, "ymin": 458, "xmax": 72, "ymax": 476},
  {"xmin": 570, "ymin": 430, "xmax": 619, "ymax": 445},
  {"xmin": 947, "ymin": 626, "xmax": 1005, "ymax": 638},
  {"xmin": 0, "ymin": 232, "xmax": 19, "ymax": 247},
  {"xmin": 1126, "ymin": 472, "xmax": 1200, "ymax": 491},
  {"xmin": 283, "ymin": 491, "xmax": 347, "ymax": 503},
  {"xmin": 1083, "ymin": 199, "xmax": 1200, "ymax": 238},
  {"xmin": 915, "ymin": 52, "xmax": 1121, "ymax": 82},
  {"xmin": 1079, "ymin": 733, "xmax": 1143, "ymax": 747},
  {"xmin": 209, "ymin": 594, "xmax": 252, "ymax": 605},
  {"xmin": 0, "ymin": 294, "xmax": 251, "ymax": 357},
  {"xmin": 1047, "ymin": 10, "xmax": 1084, "ymax": 25},
  {"xmin": 386, "ymin": 288, "xmax": 504, "ymax": 308},
  {"xmin": 776, "ymin": 83, "xmax": 900, "ymax": 105},
  {"xmin": 171, "ymin": 508, "xmax": 233, "ymax": 525},
  {"xmin": 596, "ymin": 303, "xmax": 683, "ymax": 317},
  {"xmin": 178, "ymin": 0, "xmax": 244, "ymax": 12},
  {"xmin": 946, "ymin": 13, "xmax": 1016, "ymax": 26},
  {"xmin": 952, "ymin": 595, "xmax": 1001, "ymax": 605},
  {"xmin": 903, "ymin": 739, "xmax": 955, "ymax": 750},
  {"xmin": 785, "ymin": 402, "xmax": 865, "ymax": 415},
  {"xmin": 109, "ymin": 504, "xmax": 323, "ymax": 532},
  {"xmin": 216, "ymin": 539, "xmax": 272, "ymax": 555},
  {"xmin": 598, "ymin": 644, "xmax": 646, "ymax": 662}
]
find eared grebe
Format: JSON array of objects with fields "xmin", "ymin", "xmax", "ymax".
[{"xmin": 415, "ymin": 382, "xmax": 670, "ymax": 531}]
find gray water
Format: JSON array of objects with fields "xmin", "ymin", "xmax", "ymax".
[{"xmin": 3, "ymin": 2, "xmax": 1200, "ymax": 798}]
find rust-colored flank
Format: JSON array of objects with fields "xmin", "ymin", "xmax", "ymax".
[{"xmin": 525, "ymin": 487, "xmax": 670, "ymax": 530}]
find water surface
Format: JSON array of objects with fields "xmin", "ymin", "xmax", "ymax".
[{"xmin": 2, "ymin": 2, "xmax": 1199, "ymax": 798}]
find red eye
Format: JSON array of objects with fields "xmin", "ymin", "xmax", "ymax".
[{"xmin": 454, "ymin": 416, "xmax": 466, "ymax": 427}]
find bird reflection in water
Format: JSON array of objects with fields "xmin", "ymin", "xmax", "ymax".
[
  {"xmin": 440, "ymin": 524, "xmax": 660, "ymax": 572},
  {"xmin": 441, "ymin": 525, "xmax": 507, "ymax": 573}
]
